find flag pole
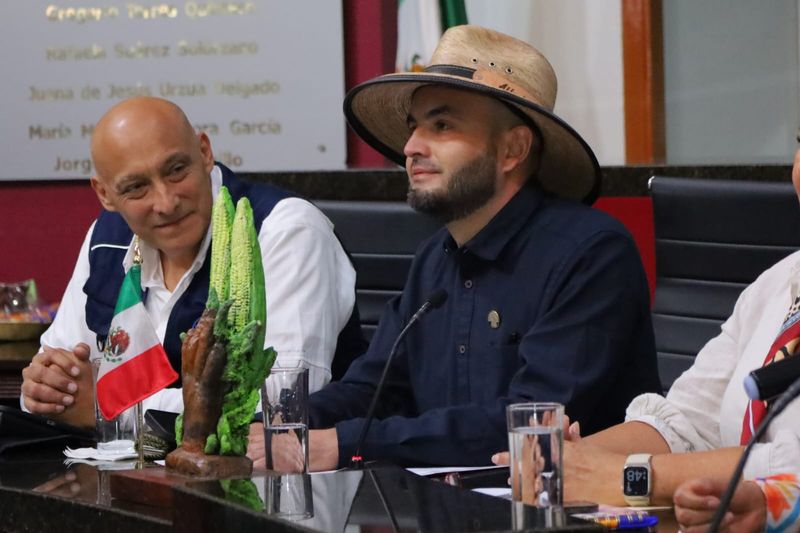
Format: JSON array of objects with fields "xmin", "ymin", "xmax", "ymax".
[
  {"xmin": 132, "ymin": 237, "xmax": 146, "ymax": 468},
  {"xmin": 134, "ymin": 400, "xmax": 145, "ymax": 467}
]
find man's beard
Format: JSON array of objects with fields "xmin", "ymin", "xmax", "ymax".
[{"xmin": 407, "ymin": 152, "xmax": 497, "ymax": 223}]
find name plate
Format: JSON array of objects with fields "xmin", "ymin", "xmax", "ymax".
[{"xmin": 1, "ymin": 1, "xmax": 345, "ymax": 180}]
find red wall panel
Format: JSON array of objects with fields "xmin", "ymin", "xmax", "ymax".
[
  {"xmin": 0, "ymin": 182, "xmax": 100, "ymax": 303},
  {"xmin": 594, "ymin": 197, "xmax": 655, "ymax": 299}
]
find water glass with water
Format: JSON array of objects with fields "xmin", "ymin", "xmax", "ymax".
[
  {"xmin": 261, "ymin": 367, "xmax": 309, "ymax": 473},
  {"xmin": 91, "ymin": 358, "xmax": 135, "ymax": 453},
  {"xmin": 507, "ymin": 402, "xmax": 564, "ymax": 509}
]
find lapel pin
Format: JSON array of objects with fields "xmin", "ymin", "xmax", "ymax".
[{"xmin": 488, "ymin": 310, "xmax": 501, "ymax": 329}]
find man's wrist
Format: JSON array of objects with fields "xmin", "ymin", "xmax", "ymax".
[{"xmin": 309, "ymin": 428, "xmax": 339, "ymax": 471}]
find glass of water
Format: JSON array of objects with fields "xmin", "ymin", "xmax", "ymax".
[
  {"xmin": 507, "ymin": 402, "xmax": 564, "ymax": 511},
  {"xmin": 261, "ymin": 367, "xmax": 309, "ymax": 473},
  {"xmin": 91, "ymin": 358, "xmax": 135, "ymax": 453}
]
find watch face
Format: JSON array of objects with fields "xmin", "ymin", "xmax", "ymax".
[{"xmin": 624, "ymin": 466, "xmax": 649, "ymax": 496}]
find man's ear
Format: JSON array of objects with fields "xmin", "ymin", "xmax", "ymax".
[
  {"xmin": 198, "ymin": 132, "xmax": 215, "ymax": 173},
  {"xmin": 90, "ymin": 175, "xmax": 117, "ymax": 212},
  {"xmin": 500, "ymin": 125, "xmax": 534, "ymax": 175}
]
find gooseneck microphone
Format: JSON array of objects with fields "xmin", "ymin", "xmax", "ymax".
[
  {"xmin": 708, "ymin": 375, "xmax": 800, "ymax": 532},
  {"xmin": 744, "ymin": 355, "xmax": 800, "ymax": 401},
  {"xmin": 350, "ymin": 289, "xmax": 448, "ymax": 469}
]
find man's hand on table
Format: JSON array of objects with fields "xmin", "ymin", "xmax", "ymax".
[
  {"xmin": 247, "ymin": 425, "xmax": 339, "ymax": 472},
  {"xmin": 247, "ymin": 421, "xmax": 305, "ymax": 473},
  {"xmin": 21, "ymin": 342, "xmax": 94, "ymax": 428},
  {"xmin": 674, "ymin": 478, "xmax": 766, "ymax": 533}
]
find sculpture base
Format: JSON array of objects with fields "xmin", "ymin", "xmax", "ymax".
[{"xmin": 165, "ymin": 447, "xmax": 253, "ymax": 478}]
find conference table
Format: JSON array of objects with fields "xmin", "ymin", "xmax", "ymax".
[{"xmin": 0, "ymin": 445, "xmax": 683, "ymax": 532}]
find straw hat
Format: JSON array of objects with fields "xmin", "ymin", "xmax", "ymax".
[{"xmin": 344, "ymin": 25, "xmax": 601, "ymax": 204}]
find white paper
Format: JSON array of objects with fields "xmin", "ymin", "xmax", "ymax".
[
  {"xmin": 63, "ymin": 446, "xmax": 137, "ymax": 462},
  {"xmin": 406, "ymin": 465, "xmax": 500, "ymax": 477},
  {"xmin": 472, "ymin": 487, "xmax": 512, "ymax": 499}
]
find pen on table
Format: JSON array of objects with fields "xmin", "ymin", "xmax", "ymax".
[{"xmin": 586, "ymin": 511, "xmax": 658, "ymax": 530}]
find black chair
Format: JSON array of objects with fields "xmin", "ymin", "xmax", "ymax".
[
  {"xmin": 315, "ymin": 200, "xmax": 442, "ymax": 341},
  {"xmin": 650, "ymin": 176, "xmax": 800, "ymax": 392}
]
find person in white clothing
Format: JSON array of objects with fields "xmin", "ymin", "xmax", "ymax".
[
  {"xmin": 494, "ymin": 148, "xmax": 800, "ymax": 508},
  {"xmin": 20, "ymin": 97, "xmax": 362, "ymax": 428}
]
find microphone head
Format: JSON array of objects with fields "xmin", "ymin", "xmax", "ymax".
[
  {"xmin": 745, "ymin": 355, "xmax": 800, "ymax": 401},
  {"xmin": 428, "ymin": 289, "xmax": 448, "ymax": 309},
  {"xmin": 743, "ymin": 373, "xmax": 761, "ymax": 400}
]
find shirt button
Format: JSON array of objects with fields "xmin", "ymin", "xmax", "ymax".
[
  {"xmin": 464, "ymin": 280, "xmax": 473, "ymax": 289},
  {"xmin": 458, "ymin": 344, "xmax": 467, "ymax": 354}
]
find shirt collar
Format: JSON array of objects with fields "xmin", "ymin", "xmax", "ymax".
[
  {"xmin": 443, "ymin": 186, "xmax": 542, "ymax": 262},
  {"xmin": 121, "ymin": 165, "xmax": 222, "ymax": 288}
]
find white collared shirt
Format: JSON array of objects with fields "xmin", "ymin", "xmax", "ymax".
[
  {"xmin": 626, "ymin": 250, "xmax": 800, "ymax": 479},
  {"xmin": 30, "ymin": 166, "xmax": 356, "ymax": 413}
]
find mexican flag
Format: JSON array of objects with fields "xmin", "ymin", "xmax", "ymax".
[
  {"xmin": 96, "ymin": 264, "xmax": 178, "ymax": 420},
  {"xmin": 397, "ymin": 0, "xmax": 468, "ymax": 72}
]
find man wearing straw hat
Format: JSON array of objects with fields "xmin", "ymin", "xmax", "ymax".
[{"xmin": 249, "ymin": 25, "xmax": 660, "ymax": 470}]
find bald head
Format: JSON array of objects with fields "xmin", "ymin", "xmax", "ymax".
[
  {"xmin": 88, "ymin": 97, "xmax": 215, "ymax": 263},
  {"xmin": 91, "ymin": 97, "xmax": 198, "ymax": 180}
]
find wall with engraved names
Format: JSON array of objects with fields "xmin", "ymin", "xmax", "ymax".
[{"xmin": 0, "ymin": 1, "xmax": 346, "ymax": 180}]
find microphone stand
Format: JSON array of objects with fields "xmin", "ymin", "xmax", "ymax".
[
  {"xmin": 708, "ymin": 375, "xmax": 800, "ymax": 532},
  {"xmin": 349, "ymin": 315, "xmax": 421, "ymax": 469},
  {"xmin": 350, "ymin": 290, "xmax": 447, "ymax": 469}
]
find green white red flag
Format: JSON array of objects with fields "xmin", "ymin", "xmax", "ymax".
[
  {"xmin": 96, "ymin": 264, "xmax": 178, "ymax": 420},
  {"xmin": 396, "ymin": 0, "xmax": 468, "ymax": 72}
]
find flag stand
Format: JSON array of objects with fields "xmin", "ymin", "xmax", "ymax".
[{"xmin": 134, "ymin": 401, "xmax": 145, "ymax": 468}]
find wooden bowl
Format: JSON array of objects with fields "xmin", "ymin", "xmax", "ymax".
[{"xmin": 0, "ymin": 322, "xmax": 49, "ymax": 341}]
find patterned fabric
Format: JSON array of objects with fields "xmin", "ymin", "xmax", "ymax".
[
  {"xmin": 755, "ymin": 473, "xmax": 800, "ymax": 533},
  {"xmin": 741, "ymin": 295, "xmax": 800, "ymax": 444}
]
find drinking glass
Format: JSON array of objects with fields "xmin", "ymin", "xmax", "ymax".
[
  {"xmin": 507, "ymin": 402, "xmax": 565, "ymax": 528},
  {"xmin": 261, "ymin": 367, "xmax": 309, "ymax": 473}
]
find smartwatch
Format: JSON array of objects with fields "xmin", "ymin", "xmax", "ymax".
[{"xmin": 622, "ymin": 453, "xmax": 652, "ymax": 506}]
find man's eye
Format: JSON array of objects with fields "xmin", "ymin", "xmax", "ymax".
[
  {"xmin": 435, "ymin": 121, "xmax": 450, "ymax": 131},
  {"xmin": 122, "ymin": 183, "xmax": 145, "ymax": 196}
]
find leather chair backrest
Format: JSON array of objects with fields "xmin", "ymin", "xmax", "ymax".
[
  {"xmin": 650, "ymin": 176, "xmax": 800, "ymax": 392},
  {"xmin": 315, "ymin": 200, "xmax": 442, "ymax": 340}
]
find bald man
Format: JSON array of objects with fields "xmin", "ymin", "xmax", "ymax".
[{"xmin": 21, "ymin": 97, "xmax": 365, "ymax": 428}]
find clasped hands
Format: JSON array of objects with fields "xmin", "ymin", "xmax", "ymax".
[{"xmin": 21, "ymin": 342, "xmax": 94, "ymax": 428}]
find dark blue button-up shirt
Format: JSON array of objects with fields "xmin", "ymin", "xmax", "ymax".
[{"xmin": 309, "ymin": 186, "xmax": 660, "ymax": 467}]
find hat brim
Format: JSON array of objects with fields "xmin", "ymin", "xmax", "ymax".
[{"xmin": 344, "ymin": 72, "xmax": 601, "ymax": 205}]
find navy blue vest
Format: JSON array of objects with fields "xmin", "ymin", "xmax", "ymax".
[{"xmin": 84, "ymin": 163, "xmax": 366, "ymax": 386}]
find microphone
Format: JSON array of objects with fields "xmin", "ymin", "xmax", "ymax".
[
  {"xmin": 350, "ymin": 289, "xmax": 448, "ymax": 469},
  {"xmin": 744, "ymin": 355, "xmax": 800, "ymax": 401},
  {"xmin": 708, "ymin": 375, "xmax": 800, "ymax": 532}
]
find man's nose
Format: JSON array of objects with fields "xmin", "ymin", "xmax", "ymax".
[
  {"xmin": 152, "ymin": 181, "xmax": 179, "ymax": 215},
  {"xmin": 403, "ymin": 128, "xmax": 429, "ymax": 159}
]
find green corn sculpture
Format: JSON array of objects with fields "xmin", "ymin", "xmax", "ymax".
[
  {"xmin": 190, "ymin": 187, "xmax": 277, "ymax": 456},
  {"xmin": 208, "ymin": 186, "xmax": 235, "ymax": 306}
]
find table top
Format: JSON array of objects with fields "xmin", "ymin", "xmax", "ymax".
[{"xmin": 0, "ymin": 447, "xmax": 614, "ymax": 532}]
